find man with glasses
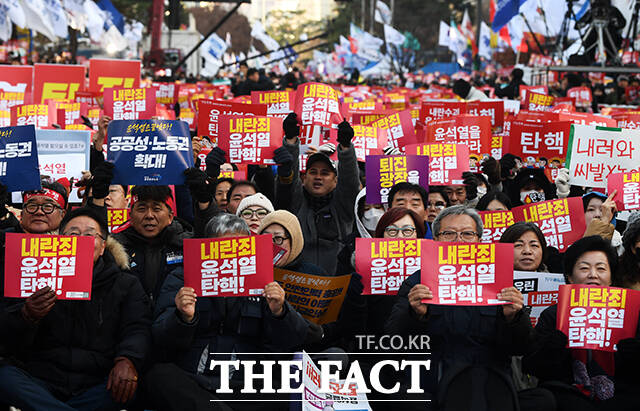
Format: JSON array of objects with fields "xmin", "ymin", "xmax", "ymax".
[
  {"xmin": 387, "ymin": 182, "xmax": 433, "ymax": 239},
  {"xmin": 19, "ymin": 182, "xmax": 68, "ymax": 234},
  {"xmin": 0, "ymin": 207, "xmax": 151, "ymax": 410}
]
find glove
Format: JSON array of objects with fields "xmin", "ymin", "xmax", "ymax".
[
  {"xmin": 481, "ymin": 157, "xmax": 502, "ymax": 185},
  {"xmin": 282, "ymin": 112, "xmax": 300, "ymax": 140},
  {"xmin": 90, "ymin": 161, "xmax": 114, "ymax": 199},
  {"xmin": 273, "ymin": 146, "xmax": 293, "ymax": 178},
  {"xmin": 383, "ymin": 145, "xmax": 402, "ymax": 155},
  {"xmin": 462, "ymin": 171, "xmax": 479, "ymax": 200},
  {"xmin": 336, "ymin": 120, "xmax": 354, "ymax": 148},
  {"xmin": 183, "ymin": 164, "xmax": 212, "ymax": 203},
  {"xmin": 348, "ymin": 272, "xmax": 364, "ymax": 296},
  {"xmin": 107, "ymin": 356, "xmax": 139, "ymax": 404},
  {"xmin": 555, "ymin": 168, "xmax": 570, "ymax": 198},
  {"xmin": 204, "ymin": 147, "xmax": 226, "ymax": 179},
  {"xmin": 499, "ymin": 153, "xmax": 518, "ymax": 179},
  {"xmin": 22, "ymin": 286, "xmax": 56, "ymax": 322},
  {"xmin": 318, "ymin": 142, "xmax": 337, "ymax": 156}
]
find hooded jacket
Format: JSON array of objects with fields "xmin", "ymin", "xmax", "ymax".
[
  {"xmin": 275, "ymin": 138, "xmax": 360, "ymax": 275},
  {"xmin": 113, "ymin": 218, "xmax": 192, "ymax": 304},
  {"xmin": 0, "ymin": 238, "xmax": 152, "ymax": 398}
]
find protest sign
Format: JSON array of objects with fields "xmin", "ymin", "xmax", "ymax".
[
  {"xmin": 10, "ymin": 103, "xmax": 57, "ymax": 128},
  {"xmin": 345, "ymin": 100, "xmax": 382, "ymax": 112},
  {"xmin": 365, "ymin": 155, "xmax": 429, "ymax": 204},
  {"xmin": 0, "ymin": 65, "xmax": 33, "ymax": 111},
  {"xmin": 467, "ymin": 100, "xmax": 505, "ymax": 132},
  {"xmin": 217, "ymin": 115, "xmax": 283, "ymax": 165},
  {"xmin": 4, "ymin": 233, "xmax": 95, "ymax": 300},
  {"xmin": 567, "ymin": 124, "xmax": 640, "ymax": 188},
  {"xmin": 421, "ymin": 242, "xmax": 514, "ymax": 305},
  {"xmin": 509, "ymin": 121, "xmax": 571, "ymax": 167},
  {"xmin": 274, "ymin": 268, "xmax": 350, "ymax": 324},
  {"xmin": 88, "ymin": 59, "xmax": 141, "ymax": 93},
  {"xmin": 295, "ymin": 82, "xmax": 343, "ymax": 127},
  {"xmin": 355, "ymin": 238, "xmax": 422, "ymax": 295},
  {"xmin": 519, "ymin": 85, "xmax": 548, "ymax": 101},
  {"xmin": 557, "ymin": 112, "xmax": 616, "ymax": 127},
  {"xmin": 613, "ymin": 113, "xmax": 640, "ymax": 129},
  {"xmin": 608, "ymin": 172, "xmax": 640, "ymax": 211},
  {"xmin": 512, "ymin": 197, "xmax": 585, "ymax": 252},
  {"xmin": 523, "ymin": 90, "xmax": 554, "ymax": 111},
  {"xmin": 107, "ymin": 208, "xmax": 129, "ymax": 233},
  {"xmin": 329, "ymin": 124, "xmax": 387, "ymax": 162},
  {"xmin": 370, "ymin": 109, "xmax": 417, "ymax": 148},
  {"xmin": 154, "ymin": 82, "xmax": 179, "ymax": 105},
  {"xmin": 197, "ymin": 99, "xmax": 267, "ymax": 145},
  {"xmin": 405, "ymin": 143, "xmax": 469, "ymax": 185},
  {"xmin": 74, "ymin": 91, "xmax": 100, "ymax": 107},
  {"xmin": 183, "ymin": 234, "xmax": 272, "ymax": 297},
  {"xmin": 33, "ymin": 64, "xmax": 85, "ymax": 103},
  {"xmin": 179, "ymin": 107, "xmax": 196, "ymax": 130},
  {"xmin": 0, "ymin": 110, "xmax": 9, "ymax": 127},
  {"xmin": 251, "ymin": 90, "xmax": 295, "ymax": 118},
  {"xmin": 479, "ymin": 210, "xmax": 516, "ymax": 243},
  {"xmin": 426, "ymin": 115, "xmax": 492, "ymax": 155},
  {"xmin": 557, "ymin": 284, "xmax": 640, "ymax": 351},
  {"xmin": 103, "ymin": 87, "xmax": 156, "ymax": 120},
  {"xmin": 567, "ymin": 87, "xmax": 593, "ymax": 108},
  {"xmin": 514, "ymin": 271, "xmax": 565, "ymax": 327},
  {"xmin": 0, "ymin": 125, "xmax": 40, "ymax": 192},
  {"xmin": 107, "ymin": 120, "xmax": 193, "ymax": 185},
  {"xmin": 490, "ymin": 134, "xmax": 504, "ymax": 159},
  {"xmin": 54, "ymin": 101, "xmax": 88, "ymax": 127},
  {"xmin": 351, "ymin": 111, "xmax": 393, "ymax": 126}
]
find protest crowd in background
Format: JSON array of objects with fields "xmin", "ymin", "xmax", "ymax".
[{"xmin": 1, "ymin": 57, "xmax": 640, "ymax": 411}]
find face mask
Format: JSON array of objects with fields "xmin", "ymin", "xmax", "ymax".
[
  {"xmin": 477, "ymin": 185, "xmax": 487, "ymax": 197},
  {"xmin": 520, "ymin": 190, "xmax": 545, "ymax": 204},
  {"xmin": 362, "ymin": 208, "xmax": 384, "ymax": 231}
]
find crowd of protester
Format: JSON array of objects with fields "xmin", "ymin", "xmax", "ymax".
[{"xmin": 1, "ymin": 64, "xmax": 640, "ymax": 411}]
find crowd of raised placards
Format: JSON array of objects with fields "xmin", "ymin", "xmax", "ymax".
[{"xmin": 1, "ymin": 60, "xmax": 640, "ymax": 411}]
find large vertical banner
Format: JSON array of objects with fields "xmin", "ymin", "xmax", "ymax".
[
  {"xmin": 33, "ymin": 64, "xmax": 85, "ymax": 103},
  {"xmin": 88, "ymin": 58, "xmax": 141, "ymax": 93}
]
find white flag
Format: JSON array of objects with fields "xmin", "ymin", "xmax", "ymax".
[
  {"xmin": 479, "ymin": 21, "xmax": 493, "ymax": 59},
  {"xmin": 251, "ymin": 21, "xmax": 279, "ymax": 51},
  {"xmin": 63, "ymin": 0, "xmax": 88, "ymax": 31},
  {"xmin": 83, "ymin": 0, "xmax": 105, "ymax": 42},
  {"xmin": 384, "ymin": 24, "xmax": 405, "ymax": 46},
  {"xmin": 2, "ymin": 0, "xmax": 25, "ymax": 28},
  {"xmin": 43, "ymin": 0, "xmax": 68, "ymax": 38},
  {"xmin": 374, "ymin": 0, "xmax": 391, "ymax": 25},
  {"xmin": 20, "ymin": 0, "xmax": 56, "ymax": 40},
  {"xmin": 438, "ymin": 21, "xmax": 450, "ymax": 47},
  {"xmin": 0, "ymin": 4, "xmax": 12, "ymax": 41},
  {"xmin": 199, "ymin": 32, "xmax": 228, "ymax": 62}
]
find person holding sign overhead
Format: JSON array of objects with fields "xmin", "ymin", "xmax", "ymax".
[{"xmin": 0, "ymin": 207, "xmax": 151, "ymax": 410}]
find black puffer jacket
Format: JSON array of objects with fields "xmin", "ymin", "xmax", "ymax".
[
  {"xmin": 113, "ymin": 219, "xmax": 192, "ymax": 304},
  {"xmin": 0, "ymin": 238, "xmax": 152, "ymax": 398}
]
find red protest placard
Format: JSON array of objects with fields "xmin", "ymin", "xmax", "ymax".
[
  {"xmin": 179, "ymin": 107, "xmax": 196, "ymax": 130},
  {"xmin": 10, "ymin": 103, "xmax": 57, "ymax": 128},
  {"xmin": 294, "ymin": 82, "xmax": 343, "ymax": 127},
  {"xmin": 329, "ymin": 124, "xmax": 387, "ymax": 162},
  {"xmin": 426, "ymin": 114, "xmax": 492, "ymax": 155},
  {"xmin": 197, "ymin": 99, "xmax": 267, "ymax": 145},
  {"xmin": 107, "ymin": 209, "xmax": 129, "ymax": 233},
  {"xmin": 153, "ymin": 82, "xmax": 179, "ymax": 105},
  {"xmin": 4, "ymin": 233, "xmax": 95, "ymax": 300},
  {"xmin": 512, "ymin": 197, "xmax": 586, "ymax": 252},
  {"xmin": 0, "ymin": 65, "xmax": 33, "ymax": 111},
  {"xmin": 74, "ymin": 91, "xmax": 100, "ymax": 106},
  {"xmin": 371, "ymin": 109, "xmax": 417, "ymax": 148},
  {"xmin": 344, "ymin": 100, "xmax": 383, "ymax": 113},
  {"xmin": 217, "ymin": 115, "xmax": 283, "ymax": 165},
  {"xmin": 466, "ymin": 100, "xmax": 505, "ymax": 132},
  {"xmin": 251, "ymin": 90, "xmax": 295, "ymax": 118},
  {"xmin": 614, "ymin": 113, "xmax": 640, "ymax": 129},
  {"xmin": 103, "ymin": 87, "xmax": 156, "ymax": 120},
  {"xmin": 183, "ymin": 235, "xmax": 273, "ymax": 297},
  {"xmin": 479, "ymin": 210, "xmax": 516, "ymax": 243},
  {"xmin": 351, "ymin": 111, "xmax": 395, "ymax": 126},
  {"xmin": 557, "ymin": 284, "xmax": 640, "ymax": 352},
  {"xmin": 54, "ymin": 102, "xmax": 88, "ymax": 126},
  {"xmin": 515, "ymin": 109, "xmax": 559, "ymax": 123},
  {"xmin": 33, "ymin": 64, "xmax": 85, "ymax": 104},
  {"xmin": 420, "ymin": 101, "xmax": 466, "ymax": 125},
  {"xmin": 355, "ymin": 238, "xmax": 422, "ymax": 295},
  {"xmin": 509, "ymin": 121, "xmax": 571, "ymax": 166},
  {"xmin": 405, "ymin": 143, "xmax": 469, "ymax": 185},
  {"xmin": 557, "ymin": 112, "xmax": 616, "ymax": 128},
  {"xmin": 608, "ymin": 172, "xmax": 640, "ymax": 211},
  {"xmin": 89, "ymin": 58, "xmax": 141, "ymax": 93},
  {"xmin": 519, "ymin": 85, "xmax": 548, "ymax": 101},
  {"xmin": 567, "ymin": 87, "xmax": 593, "ymax": 108},
  {"xmin": 524, "ymin": 90, "xmax": 555, "ymax": 111},
  {"xmin": 421, "ymin": 242, "xmax": 514, "ymax": 305}
]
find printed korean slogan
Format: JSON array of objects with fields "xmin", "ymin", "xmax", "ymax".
[
  {"xmin": 217, "ymin": 115, "xmax": 283, "ymax": 165},
  {"xmin": 365, "ymin": 155, "xmax": 429, "ymax": 204},
  {"xmin": 405, "ymin": 143, "xmax": 469, "ymax": 185},
  {"xmin": 607, "ymin": 172, "xmax": 640, "ymax": 211},
  {"xmin": 107, "ymin": 120, "xmax": 193, "ymax": 185},
  {"xmin": 4, "ymin": 233, "xmax": 95, "ymax": 300},
  {"xmin": 274, "ymin": 268, "xmax": 350, "ymax": 324},
  {"xmin": 514, "ymin": 271, "xmax": 565, "ymax": 326},
  {"xmin": 88, "ymin": 58, "xmax": 141, "ymax": 93},
  {"xmin": 294, "ymin": 82, "xmax": 343, "ymax": 127},
  {"xmin": 355, "ymin": 238, "xmax": 422, "ymax": 295},
  {"xmin": 0, "ymin": 125, "xmax": 41, "ymax": 192},
  {"xmin": 479, "ymin": 210, "xmax": 516, "ymax": 243},
  {"xmin": 183, "ymin": 235, "xmax": 272, "ymax": 297},
  {"xmin": 103, "ymin": 87, "xmax": 156, "ymax": 120}
]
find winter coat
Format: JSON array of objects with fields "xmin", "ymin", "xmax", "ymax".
[
  {"xmin": 275, "ymin": 140, "xmax": 360, "ymax": 275},
  {"xmin": 113, "ymin": 219, "xmax": 192, "ymax": 303},
  {"xmin": 0, "ymin": 238, "xmax": 151, "ymax": 398}
]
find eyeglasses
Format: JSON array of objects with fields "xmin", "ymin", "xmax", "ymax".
[
  {"xmin": 436, "ymin": 231, "xmax": 480, "ymax": 242},
  {"xmin": 271, "ymin": 235, "xmax": 290, "ymax": 245},
  {"xmin": 63, "ymin": 230, "xmax": 105, "ymax": 241},
  {"xmin": 24, "ymin": 202, "xmax": 61, "ymax": 215},
  {"xmin": 384, "ymin": 225, "xmax": 416, "ymax": 238},
  {"xmin": 240, "ymin": 208, "xmax": 269, "ymax": 219},
  {"xmin": 427, "ymin": 201, "xmax": 446, "ymax": 209}
]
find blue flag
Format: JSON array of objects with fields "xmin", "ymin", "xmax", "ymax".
[
  {"xmin": 97, "ymin": 0, "xmax": 125, "ymax": 33},
  {"xmin": 0, "ymin": 125, "xmax": 40, "ymax": 192},
  {"xmin": 492, "ymin": 0, "xmax": 526, "ymax": 32},
  {"xmin": 107, "ymin": 120, "xmax": 193, "ymax": 186}
]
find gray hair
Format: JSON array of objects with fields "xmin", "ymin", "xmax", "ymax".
[
  {"xmin": 205, "ymin": 213, "xmax": 251, "ymax": 238},
  {"xmin": 432, "ymin": 205, "xmax": 483, "ymax": 237}
]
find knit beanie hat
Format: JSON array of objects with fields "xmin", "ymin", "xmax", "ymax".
[
  {"xmin": 235, "ymin": 193, "xmax": 274, "ymax": 217},
  {"xmin": 257, "ymin": 210, "xmax": 303, "ymax": 267}
]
